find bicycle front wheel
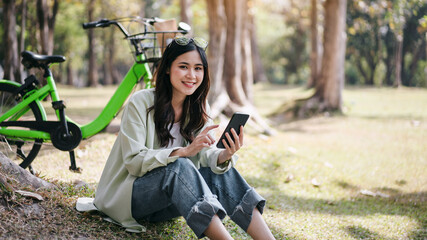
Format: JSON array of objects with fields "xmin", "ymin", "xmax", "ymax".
[{"xmin": 0, "ymin": 82, "xmax": 44, "ymax": 169}]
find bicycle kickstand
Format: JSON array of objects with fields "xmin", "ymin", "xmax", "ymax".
[{"xmin": 69, "ymin": 150, "xmax": 82, "ymax": 173}]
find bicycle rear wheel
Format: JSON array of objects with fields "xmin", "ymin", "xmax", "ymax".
[{"xmin": 0, "ymin": 82, "xmax": 43, "ymax": 169}]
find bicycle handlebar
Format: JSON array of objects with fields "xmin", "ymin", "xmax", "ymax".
[
  {"xmin": 82, "ymin": 17, "xmax": 191, "ymax": 61},
  {"xmin": 82, "ymin": 17, "xmax": 190, "ymax": 37},
  {"xmin": 82, "ymin": 19, "xmax": 112, "ymax": 29}
]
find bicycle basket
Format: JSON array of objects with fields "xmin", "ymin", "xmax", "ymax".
[{"xmin": 127, "ymin": 18, "xmax": 182, "ymax": 63}]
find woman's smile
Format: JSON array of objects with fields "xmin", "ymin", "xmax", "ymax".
[{"xmin": 182, "ymin": 81, "xmax": 196, "ymax": 88}]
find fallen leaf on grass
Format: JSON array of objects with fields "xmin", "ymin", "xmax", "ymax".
[
  {"xmin": 284, "ymin": 174, "xmax": 294, "ymax": 183},
  {"xmin": 311, "ymin": 178, "xmax": 321, "ymax": 187},
  {"xmin": 287, "ymin": 146, "xmax": 297, "ymax": 154},
  {"xmin": 360, "ymin": 189, "xmax": 376, "ymax": 197},
  {"xmin": 360, "ymin": 189, "xmax": 390, "ymax": 198},
  {"xmin": 410, "ymin": 120, "xmax": 421, "ymax": 127},
  {"xmin": 375, "ymin": 192, "xmax": 390, "ymax": 198},
  {"xmin": 73, "ymin": 179, "xmax": 89, "ymax": 189},
  {"xmin": 324, "ymin": 162, "xmax": 334, "ymax": 168},
  {"xmin": 15, "ymin": 190, "xmax": 44, "ymax": 201}
]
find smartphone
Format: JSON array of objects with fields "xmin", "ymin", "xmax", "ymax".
[{"xmin": 216, "ymin": 113, "xmax": 250, "ymax": 148}]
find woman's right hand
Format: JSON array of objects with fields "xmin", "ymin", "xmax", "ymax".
[{"xmin": 171, "ymin": 125, "xmax": 218, "ymax": 157}]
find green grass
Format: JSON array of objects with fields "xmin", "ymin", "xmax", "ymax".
[{"xmin": 3, "ymin": 84, "xmax": 427, "ymax": 239}]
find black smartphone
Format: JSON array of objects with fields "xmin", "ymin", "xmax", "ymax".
[{"xmin": 216, "ymin": 113, "xmax": 250, "ymax": 148}]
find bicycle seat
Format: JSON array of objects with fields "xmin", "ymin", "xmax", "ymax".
[{"xmin": 21, "ymin": 51, "xmax": 66, "ymax": 69}]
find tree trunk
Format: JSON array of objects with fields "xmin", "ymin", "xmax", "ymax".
[
  {"xmin": 223, "ymin": 0, "xmax": 246, "ymax": 106},
  {"xmin": 36, "ymin": 0, "xmax": 59, "ymax": 86},
  {"xmin": 394, "ymin": 35, "xmax": 403, "ymax": 87},
  {"xmin": 17, "ymin": 0, "xmax": 28, "ymax": 84},
  {"xmin": 241, "ymin": 1, "xmax": 254, "ymax": 103},
  {"xmin": 109, "ymin": 29, "xmax": 120, "ymax": 85},
  {"xmin": 249, "ymin": 11, "xmax": 268, "ymax": 84},
  {"xmin": 355, "ymin": 56, "xmax": 369, "ymax": 84},
  {"xmin": 102, "ymin": 30, "xmax": 112, "ymax": 86},
  {"xmin": 180, "ymin": 0, "xmax": 193, "ymax": 33},
  {"xmin": 206, "ymin": 0, "xmax": 227, "ymax": 116},
  {"xmin": 87, "ymin": 0, "xmax": 98, "ymax": 87},
  {"xmin": 318, "ymin": 0, "xmax": 346, "ymax": 109},
  {"xmin": 37, "ymin": 0, "xmax": 49, "ymax": 55},
  {"xmin": 308, "ymin": 0, "xmax": 322, "ymax": 88},
  {"xmin": 66, "ymin": 61, "xmax": 75, "ymax": 86},
  {"xmin": 384, "ymin": 30, "xmax": 395, "ymax": 86},
  {"xmin": 296, "ymin": 0, "xmax": 347, "ymax": 118},
  {"xmin": 36, "ymin": 0, "xmax": 58, "ymax": 56},
  {"xmin": 406, "ymin": 40, "xmax": 425, "ymax": 86},
  {"xmin": 2, "ymin": 0, "xmax": 20, "ymax": 83},
  {"xmin": 48, "ymin": 0, "xmax": 59, "ymax": 55}
]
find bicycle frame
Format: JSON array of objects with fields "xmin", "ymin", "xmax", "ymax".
[{"xmin": 0, "ymin": 53, "xmax": 152, "ymax": 141}]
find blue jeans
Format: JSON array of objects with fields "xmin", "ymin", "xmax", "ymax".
[{"xmin": 131, "ymin": 158, "xmax": 265, "ymax": 238}]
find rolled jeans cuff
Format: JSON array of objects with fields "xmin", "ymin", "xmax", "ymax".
[
  {"xmin": 229, "ymin": 187, "xmax": 266, "ymax": 232},
  {"xmin": 186, "ymin": 195, "xmax": 226, "ymax": 239}
]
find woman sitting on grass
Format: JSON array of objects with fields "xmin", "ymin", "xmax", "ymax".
[{"xmin": 94, "ymin": 36, "xmax": 275, "ymax": 239}]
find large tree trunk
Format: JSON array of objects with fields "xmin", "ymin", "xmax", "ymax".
[
  {"xmin": 290, "ymin": 0, "xmax": 347, "ymax": 119},
  {"xmin": 2, "ymin": 0, "xmax": 20, "ymax": 83},
  {"xmin": 87, "ymin": 0, "xmax": 98, "ymax": 87},
  {"xmin": 223, "ymin": 0, "xmax": 246, "ymax": 106},
  {"xmin": 206, "ymin": 0, "xmax": 227, "ymax": 117},
  {"xmin": 206, "ymin": 0, "xmax": 273, "ymax": 135}
]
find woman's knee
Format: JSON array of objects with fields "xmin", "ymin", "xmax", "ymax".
[
  {"xmin": 165, "ymin": 157, "xmax": 201, "ymax": 182},
  {"xmin": 168, "ymin": 157, "xmax": 196, "ymax": 171}
]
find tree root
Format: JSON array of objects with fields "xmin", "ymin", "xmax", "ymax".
[
  {"xmin": 269, "ymin": 96, "xmax": 343, "ymax": 124},
  {"xmin": 209, "ymin": 93, "xmax": 275, "ymax": 136}
]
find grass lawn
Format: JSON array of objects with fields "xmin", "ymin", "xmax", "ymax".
[{"xmin": 2, "ymin": 84, "xmax": 426, "ymax": 239}]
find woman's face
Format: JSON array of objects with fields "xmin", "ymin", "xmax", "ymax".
[{"xmin": 169, "ymin": 50, "xmax": 204, "ymax": 102}]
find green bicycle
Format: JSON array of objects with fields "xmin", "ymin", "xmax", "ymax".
[{"xmin": 0, "ymin": 17, "xmax": 190, "ymax": 173}]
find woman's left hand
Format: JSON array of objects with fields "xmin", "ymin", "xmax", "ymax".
[{"xmin": 218, "ymin": 126, "xmax": 244, "ymax": 164}]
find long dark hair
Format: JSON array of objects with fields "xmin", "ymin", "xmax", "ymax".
[{"xmin": 149, "ymin": 39, "xmax": 210, "ymax": 147}]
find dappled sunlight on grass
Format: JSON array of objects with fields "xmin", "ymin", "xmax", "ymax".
[
  {"xmin": 343, "ymin": 87, "xmax": 427, "ymax": 120},
  {"xmin": 29, "ymin": 133, "xmax": 117, "ymax": 186}
]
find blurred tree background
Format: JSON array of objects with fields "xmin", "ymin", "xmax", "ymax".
[{"xmin": 0, "ymin": 0, "xmax": 426, "ymax": 87}]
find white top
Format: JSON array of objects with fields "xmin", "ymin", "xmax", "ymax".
[{"xmin": 167, "ymin": 122, "xmax": 183, "ymax": 148}]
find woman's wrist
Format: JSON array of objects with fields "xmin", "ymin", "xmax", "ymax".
[
  {"xmin": 218, "ymin": 150, "xmax": 232, "ymax": 165},
  {"xmin": 170, "ymin": 147, "xmax": 188, "ymax": 157}
]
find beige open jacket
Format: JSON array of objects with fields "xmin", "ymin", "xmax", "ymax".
[{"xmin": 94, "ymin": 88, "xmax": 237, "ymax": 232}]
